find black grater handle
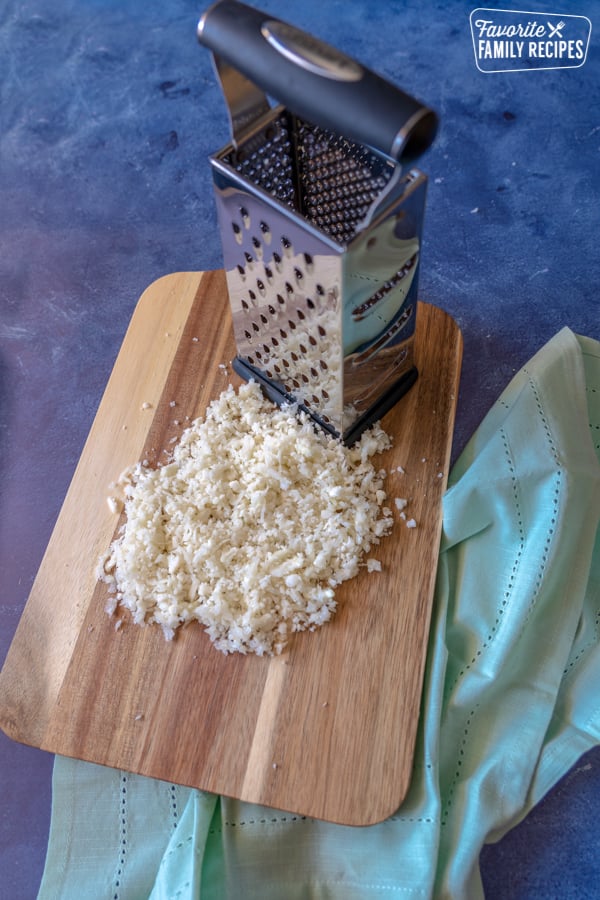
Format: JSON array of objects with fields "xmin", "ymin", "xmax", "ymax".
[{"xmin": 197, "ymin": 0, "xmax": 437, "ymax": 162}]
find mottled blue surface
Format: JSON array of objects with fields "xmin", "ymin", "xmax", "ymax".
[{"xmin": 0, "ymin": 1, "xmax": 598, "ymax": 896}]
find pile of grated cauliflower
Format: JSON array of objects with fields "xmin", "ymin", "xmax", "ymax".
[{"xmin": 98, "ymin": 381, "xmax": 396, "ymax": 656}]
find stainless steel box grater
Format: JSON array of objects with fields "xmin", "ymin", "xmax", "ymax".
[{"xmin": 198, "ymin": 0, "xmax": 438, "ymax": 443}]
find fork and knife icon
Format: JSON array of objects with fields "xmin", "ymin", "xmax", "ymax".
[{"xmin": 547, "ymin": 20, "xmax": 566, "ymax": 38}]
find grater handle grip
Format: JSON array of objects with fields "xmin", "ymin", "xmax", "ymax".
[{"xmin": 197, "ymin": 0, "xmax": 437, "ymax": 162}]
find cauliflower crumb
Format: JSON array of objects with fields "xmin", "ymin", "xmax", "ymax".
[
  {"xmin": 106, "ymin": 496, "xmax": 122, "ymax": 515},
  {"xmin": 394, "ymin": 497, "xmax": 408, "ymax": 512},
  {"xmin": 406, "ymin": 518, "xmax": 417, "ymax": 529},
  {"xmin": 98, "ymin": 382, "xmax": 394, "ymax": 657}
]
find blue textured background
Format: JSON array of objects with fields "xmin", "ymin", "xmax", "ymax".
[{"xmin": 0, "ymin": 0, "xmax": 598, "ymax": 896}]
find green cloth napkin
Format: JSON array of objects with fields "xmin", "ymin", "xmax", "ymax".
[{"xmin": 38, "ymin": 327, "xmax": 600, "ymax": 899}]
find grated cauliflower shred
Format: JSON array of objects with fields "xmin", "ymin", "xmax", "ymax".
[{"xmin": 98, "ymin": 381, "xmax": 395, "ymax": 656}]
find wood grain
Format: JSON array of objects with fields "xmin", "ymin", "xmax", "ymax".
[{"xmin": 0, "ymin": 270, "xmax": 462, "ymax": 825}]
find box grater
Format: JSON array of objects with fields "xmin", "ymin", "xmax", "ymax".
[{"xmin": 197, "ymin": 0, "xmax": 438, "ymax": 443}]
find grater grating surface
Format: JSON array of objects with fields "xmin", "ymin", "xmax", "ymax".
[{"xmin": 224, "ymin": 112, "xmax": 395, "ymax": 246}]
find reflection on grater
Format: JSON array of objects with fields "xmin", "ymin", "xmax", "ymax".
[{"xmin": 198, "ymin": 0, "xmax": 437, "ymax": 443}]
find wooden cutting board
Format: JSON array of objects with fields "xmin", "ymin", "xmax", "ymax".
[{"xmin": 0, "ymin": 270, "xmax": 461, "ymax": 826}]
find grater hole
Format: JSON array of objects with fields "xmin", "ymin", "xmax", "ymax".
[
  {"xmin": 256, "ymin": 279, "xmax": 266, "ymax": 296},
  {"xmin": 277, "ymin": 293, "xmax": 285, "ymax": 305},
  {"xmin": 244, "ymin": 330, "xmax": 252, "ymax": 340},
  {"xmin": 272, "ymin": 252, "xmax": 282, "ymax": 268},
  {"xmin": 322, "ymin": 389, "xmax": 330, "ymax": 400},
  {"xmin": 268, "ymin": 304, "xmax": 276, "ymax": 315},
  {"xmin": 309, "ymin": 335, "xmax": 317, "ymax": 346},
  {"xmin": 318, "ymin": 325, "xmax": 327, "ymax": 337},
  {"xmin": 312, "ymin": 395, "xmax": 320, "ymax": 404},
  {"xmin": 316, "ymin": 284, "xmax": 325, "ymax": 296},
  {"xmin": 241, "ymin": 299, "xmax": 249, "ymax": 311},
  {"xmin": 260, "ymin": 221, "xmax": 272, "ymax": 244},
  {"xmin": 304, "ymin": 253, "xmax": 314, "ymax": 272},
  {"xmin": 260, "ymin": 314, "xmax": 268, "ymax": 324},
  {"xmin": 252, "ymin": 323, "xmax": 259, "ymax": 333},
  {"xmin": 287, "ymin": 320, "xmax": 297, "ymax": 330},
  {"xmin": 280, "ymin": 328, "xmax": 288, "ymax": 339},
  {"xmin": 285, "ymin": 282, "xmax": 294, "ymax": 296},
  {"xmin": 264, "ymin": 266, "xmax": 273, "ymax": 281},
  {"xmin": 291, "ymin": 352, "xmax": 299, "ymax": 362},
  {"xmin": 282, "ymin": 358, "xmax": 290, "ymax": 368},
  {"xmin": 255, "ymin": 350, "xmax": 262, "ymax": 360},
  {"xmin": 262, "ymin": 344, "xmax": 270, "ymax": 354},
  {"xmin": 247, "ymin": 355, "xmax": 254, "ymax": 364},
  {"xmin": 310, "ymin": 367, "xmax": 318, "ymax": 378},
  {"xmin": 294, "ymin": 267, "xmax": 303, "ymax": 284},
  {"xmin": 320, "ymin": 360, "xmax": 328, "ymax": 370},
  {"xmin": 236, "ymin": 264, "xmax": 245, "ymax": 279},
  {"xmin": 271, "ymin": 336, "xmax": 279, "ymax": 346},
  {"xmin": 248, "ymin": 290, "xmax": 257, "ymax": 304},
  {"xmin": 240, "ymin": 207, "xmax": 250, "ymax": 229},
  {"xmin": 299, "ymin": 343, "xmax": 307, "ymax": 354},
  {"xmin": 297, "ymin": 309, "xmax": 306, "ymax": 320},
  {"xmin": 306, "ymin": 297, "xmax": 315, "ymax": 310}
]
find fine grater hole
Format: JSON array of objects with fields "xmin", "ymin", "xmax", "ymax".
[
  {"xmin": 255, "ymin": 349, "xmax": 262, "ymax": 360},
  {"xmin": 299, "ymin": 343, "xmax": 307, "ymax": 354},
  {"xmin": 264, "ymin": 266, "xmax": 273, "ymax": 282},
  {"xmin": 285, "ymin": 282, "xmax": 294, "ymax": 296},
  {"xmin": 277, "ymin": 293, "xmax": 285, "ymax": 305},
  {"xmin": 291, "ymin": 351, "xmax": 299, "ymax": 362},
  {"xmin": 322, "ymin": 389, "xmax": 330, "ymax": 400},
  {"xmin": 236, "ymin": 264, "xmax": 245, "ymax": 279},
  {"xmin": 271, "ymin": 336, "xmax": 279, "ymax": 346},
  {"xmin": 240, "ymin": 207, "xmax": 250, "ymax": 229},
  {"xmin": 294, "ymin": 267, "xmax": 303, "ymax": 284},
  {"xmin": 268, "ymin": 304, "xmax": 276, "ymax": 315},
  {"xmin": 247, "ymin": 355, "xmax": 254, "ymax": 364},
  {"xmin": 282, "ymin": 358, "xmax": 290, "ymax": 368},
  {"xmin": 248, "ymin": 289, "xmax": 257, "ymax": 304},
  {"xmin": 256, "ymin": 279, "xmax": 266, "ymax": 296},
  {"xmin": 252, "ymin": 322, "xmax": 259, "ymax": 333},
  {"xmin": 297, "ymin": 308, "xmax": 306, "ymax": 320},
  {"xmin": 244, "ymin": 330, "xmax": 252, "ymax": 341},
  {"xmin": 241, "ymin": 299, "xmax": 249, "ymax": 311},
  {"xmin": 320, "ymin": 359, "xmax": 328, "ymax": 370},
  {"xmin": 262, "ymin": 343, "xmax": 270, "ymax": 354},
  {"xmin": 306, "ymin": 297, "xmax": 315, "ymax": 310},
  {"xmin": 318, "ymin": 325, "xmax": 327, "ymax": 337},
  {"xmin": 280, "ymin": 328, "xmax": 288, "ymax": 339},
  {"xmin": 260, "ymin": 314, "xmax": 268, "ymax": 324},
  {"xmin": 310, "ymin": 367, "xmax": 318, "ymax": 378},
  {"xmin": 309, "ymin": 335, "xmax": 317, "ymax": 346},
  {"xmin": 311, "ymin": 395, "xmax": 319, "ymax": 404},
  {"xmin": 232, "ymin": 222, "xmax": 242, "ymax": 244},
  {"xmin": 287, "ymin": 319, "xmax": 296, "ymax": 330}
]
